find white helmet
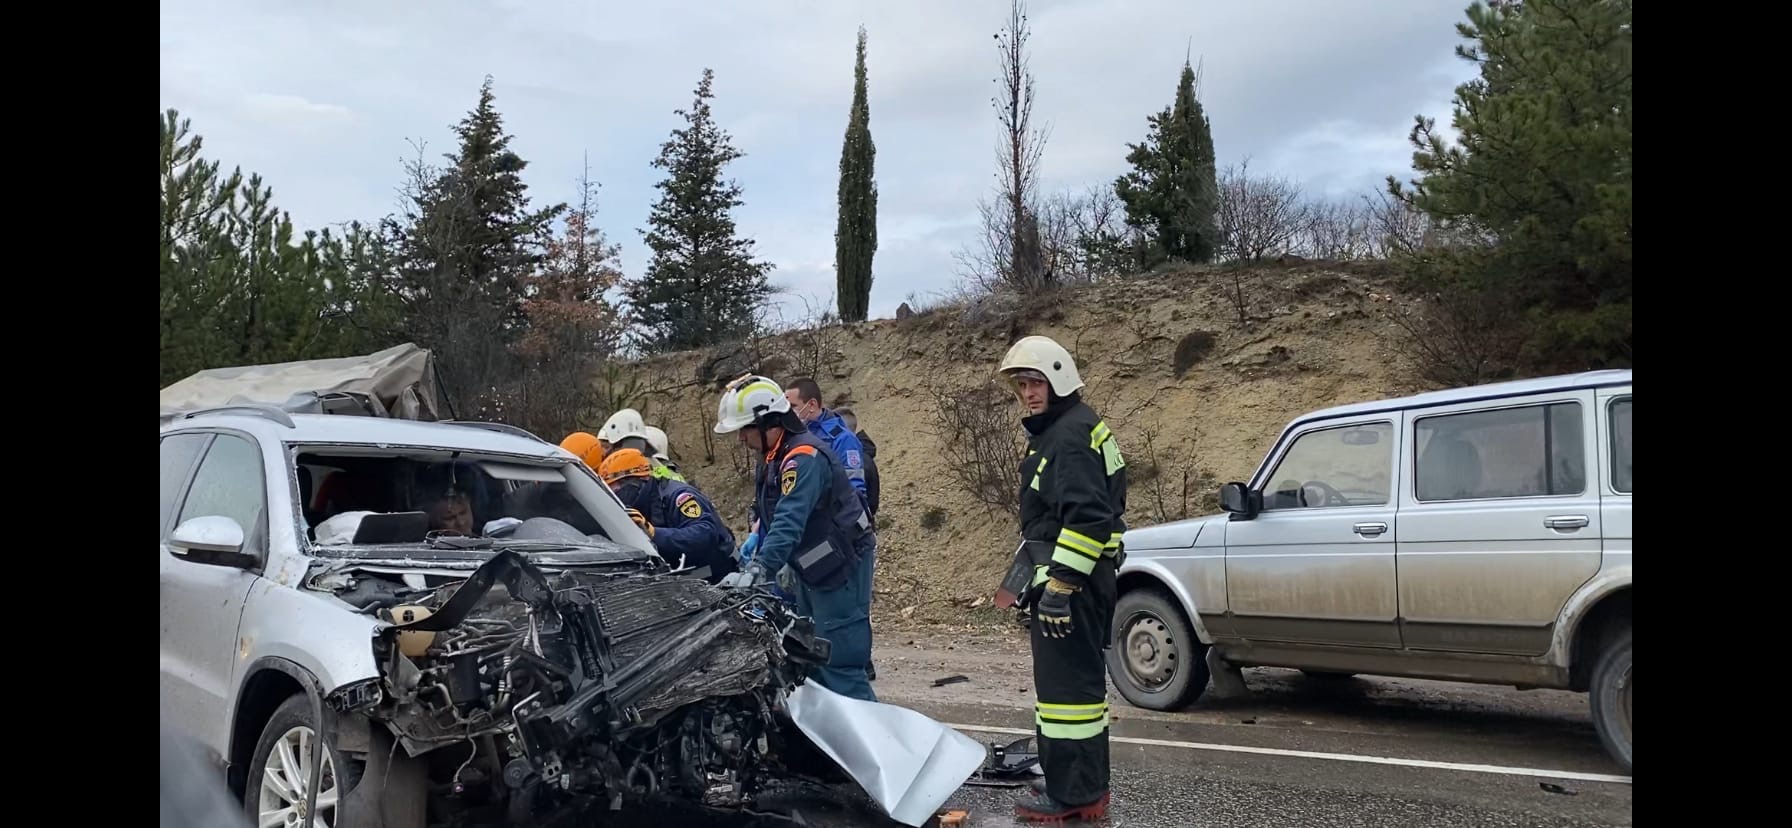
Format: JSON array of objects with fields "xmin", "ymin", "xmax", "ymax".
[
  {"xmin": 998, "ymin": 335, "xmax": 1085, "ymax": 397},
  {"xmin": 601, "ymin": 408, "xmax": 648, "ymax": 445},
  {"xmin": 643, "ymin": 425, "xmax": 671, "ymax": 462},
  {"xmin": 714, "ymin": 374, "xmax": 791, "ymax": 434}
]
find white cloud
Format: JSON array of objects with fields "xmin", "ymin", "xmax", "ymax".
[{"xmin": 160, "ymin": 0, "xmax": 1479, "ymax": 321}]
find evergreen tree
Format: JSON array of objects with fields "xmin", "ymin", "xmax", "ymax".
[
  {"xmin": 381, "ymin": 77, "xmax": 563, "ymax": 414},
  {"xmin": 834, "ymin": 27, "xmax": 877, "ymax": 323},
  {"xmin": 159, "ymin": 109, "xmax": 398, "ymax": 386},
  {"xmin": 626, "ymin": 69, "xmax": 774, "ymax": 352},
  {"xmin": 1115, "ymin": 61, "xmax": 1219, "ymax": 265},
  {"xmin": 1390, "ymin": 0, "xmax": 1631, "ymax": 370}
]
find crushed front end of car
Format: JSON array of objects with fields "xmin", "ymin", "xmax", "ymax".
[{"xmin": 331, "ymin": 549, "xmax": 847, "ymax": 825}]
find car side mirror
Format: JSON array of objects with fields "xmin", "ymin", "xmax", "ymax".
[
  {"xmin": 1219, "ymin": 482, "xmax": 1260, "ymax": 519},
  {"xmin": 168, "ymin": 516, "xmax": 258, "ymax": 569}
]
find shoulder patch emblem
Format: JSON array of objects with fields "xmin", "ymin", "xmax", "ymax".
[
  {"xmin": 780, "ymin": 468, "xmax": 797, "ymax": 496},
  {"xmin": 844, "ymin": 449, "xmax": 862, "ymax": 468},
  {"xmin": 677, "ymin": 493, "xmax": 703, "ymax": 519}
]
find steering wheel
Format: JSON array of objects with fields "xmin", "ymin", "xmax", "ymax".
[{"xmin": 1300, "ymin": 480, "xmax": 1350, "ymax": 508}]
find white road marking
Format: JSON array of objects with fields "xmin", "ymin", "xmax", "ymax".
[{"xmin": 943, "ymin": 723, "xmax": 1633, "ymax": 786}]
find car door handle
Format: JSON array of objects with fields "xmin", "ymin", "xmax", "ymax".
[
  {"xmin": 1545, "ymin": 515, "xmax": 1590, "ymax": 530},
  {"xmin": 1353, "ymin": 522, "xmax": 1388, "ymax": 537}
]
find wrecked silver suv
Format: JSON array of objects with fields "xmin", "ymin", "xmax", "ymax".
[{"xmin": 159, "ymin": 396, "xmax": 976, "ymax": 828}]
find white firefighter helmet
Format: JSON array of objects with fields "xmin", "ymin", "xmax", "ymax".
[
  {"xmin": 998, "ymin": 335, "xmax": 1085, "ymax": 397},
  {"xmin": 600, "ymin": 408, "xmax": 648, "ymax": 445},
  {"xmin": 714, "ymin": 374, "xmax": 791, "ymax": 434},
  {"xmin": 643, "ymin": 425, "xmax": 671, "ymax": 462}
]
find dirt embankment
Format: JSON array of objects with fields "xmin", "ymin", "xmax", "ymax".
[{"xmin": 608, "ymin": 260, "xmax": 1427, "ymax": 625}]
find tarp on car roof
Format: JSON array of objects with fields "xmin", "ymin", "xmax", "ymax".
[{"xmin": 159, "ymin": 343, "xmax": 444, "ymax": 422}]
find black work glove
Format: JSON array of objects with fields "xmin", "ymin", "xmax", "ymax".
[{"xmin": 1035, "ymin": 577, "xmax": 1078, "ymax": 639}]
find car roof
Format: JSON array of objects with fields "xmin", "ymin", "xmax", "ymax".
[
  {"xmin": 160, "ymin": 411, "xmax": 568, "ymax": 460},
  {"xmin": 1291, "ymin": 369, "xmax": 1633, "ymax": 429}
]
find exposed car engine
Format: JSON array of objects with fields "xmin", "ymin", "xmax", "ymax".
[{"xmin": 335, "ymin": 549, "xmax": 833, "ymax": 825}]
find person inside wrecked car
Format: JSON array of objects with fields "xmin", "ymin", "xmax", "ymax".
[
  {"xmin": 599, "ymin": 447, "xmax": 738, "ymax": 584},
  {"xmin": 999, "ymin": 335, "xmax": 1125, "ymax": 823},
  {"xmin": 714, "ymin": 374, "xmax": 877, "ymax": 702}
]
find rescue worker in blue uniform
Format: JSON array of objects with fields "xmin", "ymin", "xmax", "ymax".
[
  {"xmin": 999, "ymin": 335, "xmax": 1126, "ymax": 823},
  {"xmin": 785, "ymin": 378, "xmax": 873, "ymax": 511},
  {"xmin": 599, "ymin": 448, "xmax": 737, "ymax": 585},
  {"xmin": 715, "ymin": 374, "xmax": 877, "ymax": 702},
  {"xmin": 785, "ymin": 378, "xmax": 881, "ymax": 680}
]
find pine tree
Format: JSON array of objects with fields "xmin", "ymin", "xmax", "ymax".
[
  {"xmin": 626, "ymin": 69, "xmax": 774, "ymax": 352},
  {"xmin": 1390, "ymin": 0, "xmax": 1631, "ymax": 370},
  {"xmin": 834, "ymin": 26, "xmax": 877, "ymax": 323},
  {"xmin": 1115, "ymin": 61, "xmax": 1219, "ymax": 265},
  {"xmin": 382, "ymin": 77, "xmax": 563, "ymax": 414}
]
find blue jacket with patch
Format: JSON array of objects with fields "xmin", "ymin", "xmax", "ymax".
[
  {"xmin": 752, "ymin": 431, "xmax": 870, "ymax": 589},
  {"xmin": 807, "ymin": 409, "xmax": 870, "ymax": 503},
  {"xmin": 638, "ymin": 478, "xmax": 737, "ymax": 583}
]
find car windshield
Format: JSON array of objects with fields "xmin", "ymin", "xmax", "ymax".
[{"xmin": 294, "ymin": 447, "xmax": 623, "ymax": 551}]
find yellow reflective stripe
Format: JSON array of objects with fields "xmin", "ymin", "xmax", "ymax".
[
  {"xmin": 1105, "ymin": 532, "xmax": 1123, "ymax": 548},
  {"xmin": 1058, "ymin": 528, "xmax": 1104, "ymax": 557},
  {"xmin": 1036, "ymin": 701, "xmax": 1107, "ymax": 717},
  {"xmin": 1052, "ymin": 546, "xmax": 1097, "ymax": 574},
  {"xmin": 1089, "ymin": 421, "xmax": 1111, "ymax": 450},
  {"xmin": 736, "ymin": 382, "xmax": 780, "ymax": 413},
  {"xmin": 1031, "ymin": 564, "xmax": 1049, "ymax": 587},
  {"xmin": 1036, "ymin": 709, "xmax": 1110, "ymax": 740}
]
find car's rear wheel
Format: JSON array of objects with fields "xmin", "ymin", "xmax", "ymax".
[
  {"xmin": 1589, "ymin": 625, "xmax": 1632, "ymax": 773},
  {"xmin": 1106, "ymin": 589, "xmax": 1209, "ymax": 710},
  {"xmin": 245, "ymin": 696, "xmax": 352, "ymax": 828}
]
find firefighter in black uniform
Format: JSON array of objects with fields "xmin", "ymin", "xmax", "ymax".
[{"xmin": 999, "ymin": 335, "xmax": 1126, "ymax": 823}]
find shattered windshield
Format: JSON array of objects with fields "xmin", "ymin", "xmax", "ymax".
[{"xmin": 294, "ymin": 447, "xmax": 634, "ymax": 555}]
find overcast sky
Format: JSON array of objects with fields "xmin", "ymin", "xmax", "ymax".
[{"xmin": 160, "ymin": 0, "xmax": 1476, "ymax": 321}]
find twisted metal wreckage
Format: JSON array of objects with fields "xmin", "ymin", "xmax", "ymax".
[{"xmin": 318, "ymin": 546, "xmax": 984, "ymax": 827}]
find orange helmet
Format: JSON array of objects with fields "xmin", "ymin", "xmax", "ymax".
[
  {"xmin": 598, "ymin": 448, "xmax": 655, "ymax": 485},
  {"xmin": 560, "ymin": 431, "xmax": 605, "ymax": 470}
]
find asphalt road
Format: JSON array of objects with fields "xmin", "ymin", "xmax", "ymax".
[{"xmin": 748, "ymin": 630, "xmax": 1634, "ymax": 827}]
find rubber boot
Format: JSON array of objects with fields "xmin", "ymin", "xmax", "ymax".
[{"xmin": 1013, "ymin": 789, "xmax": 1110, "ymax": 823}]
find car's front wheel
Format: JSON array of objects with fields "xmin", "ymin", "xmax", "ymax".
[
  {"xmin": 1106, "ymin": 589, "xmax": 1209, "ymax": 710},
  {"xmin": 245, "ymin": 696, "xmax": 352, "ymax": 828},
  {"xmin": 1589, "ymin": 625, "xmax": 1632, "ymax": 773}
]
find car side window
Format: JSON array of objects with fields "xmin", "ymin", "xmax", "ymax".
[
  {"xmin": 1414, "ymin": 402, "xmax": 1584, "ymax": 502},
  {"xmin": 1609, "ymin": 397, "xmax": 1632, "ymax": 493},
  {"xmin": 160, "ymin": 433, "xmax": 211, "ymax": 537},
  {"xmin": 177, "ymin": 434, "xmax": 268, "ymax": 551},
  {"xmin": 1260, "ymin": 422, "xmax": 1393, "ymax": 510}
]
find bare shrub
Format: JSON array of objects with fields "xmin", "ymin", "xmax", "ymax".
[
  {"xmin": 1133, "ymin": 425, "xmax": 1220, "ymax": 524},
  {"xmin": 1217, "ymin": 159, "xmax": 1309, "ymax": 262},
  {"xmin": 1386, "ymin": 286, "xmax": 1524, "ymax": 387},
  {"xmin": 927, "ymin": 381, "xmax": 1026, "ymax": 516},
  {"xmin": 763, "ymin": 293, "xmax": 845, "ymax": 381},
  {"xmin": 1300, "ymin": 198, "xmax": 1374, "ymax": 261}
]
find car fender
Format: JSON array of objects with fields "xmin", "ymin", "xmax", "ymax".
[
  {"xmin": 1116, "ymin": 556, "xmax": 1216, "ymax": 646},
  {"xmin": 237, "ymin": 576, "xmax": 384, "ymax": 696},
  {"xmin": 1548, "ymin": 562, "xmax": 1633, "ymax": 668}
]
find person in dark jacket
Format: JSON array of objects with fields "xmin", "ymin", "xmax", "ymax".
[
  {"xmin": 835, "ymin": 406, "xmax": 880, "ymax": 519},
  {"xmin": 715, "ymin": 374, "xmax": 877, "ymax": 701},
  {"xmin": 999, "ymin": 335, "xmax": 1126, "ymax": 823},
  {"xmin": 599, "ymin": 448, "xmax": 737, "ymax": 584}
]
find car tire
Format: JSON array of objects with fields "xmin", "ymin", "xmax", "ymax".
[
  {"xmin": 243, "ymin": 695, "xmax": 357, "ymax": 828},
  {"xmin": 1107, "ymin": 589, "xmax": 1209, "ymax": 711},
  {"xmin": 1589, "ymin": 625, "xmax": 1632, "ymax": 773},
  {"xmin": 1301, "ymin": 670, "xmax": 1357, "ymax": 680}
]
